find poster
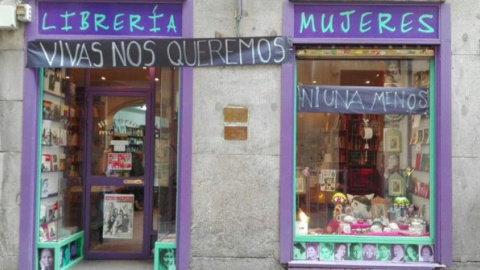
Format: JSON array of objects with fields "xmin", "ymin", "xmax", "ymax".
[
  {"xmin": 103, "ymin": 194, "xmax": 134, "ymax": 239},
  {"xmin": 107, "ymin": 153, "xmax": 132, "ymax": 171}
]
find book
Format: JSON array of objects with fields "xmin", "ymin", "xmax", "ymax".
[
  {"xmin": 58, "ymin": 153, "xmax": 66, "ymax": 171},
  {"xmin": 41, "ymin": 178, "xmax": 49, "ymax": 198},
  {"xmin": 41, "ymin": 154, "xmax": 52, "ymax": 172},
  {"xmin": 45, "ymin": 204, "xmax": 55, "ymax": 222},
  {"xmin": 42, "ymin": 100, "xmax": 53, "ymax": 119},
  {"xmin": 39, "ymin": 224, "xmax": 49, "ymax": 242},
  {"xmin": 52, "ymin": 155, "xmax": 59, "ymax": 171},
  {"xmin": 39, "ymin": 205, "xmax": 47, "ymax": 224},
  {"xmin": 42, "ymin": 120, "xmax": 52, "ymax": 145},
  {"xmin": 48, "ymin": 221, "xmax": 57, "ymax": 240}
]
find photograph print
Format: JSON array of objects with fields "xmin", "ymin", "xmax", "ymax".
[{"xmin": 103, "ymin": 194, "xmax": 134, "ymax": 239}]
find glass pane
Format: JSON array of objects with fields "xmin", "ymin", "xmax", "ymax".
[
  {"xmin": 40, "ymin": 68, "xmax": 85, "ymax": 242},
  {"xmin": 90, "ymin": 68, "xmax": 150, "ymax": 87},
  {"xmin": 295, "ymin": 58, "xmax": 431, "ymax": 237},
  {"xmin": 153, "ymin": 68, "xmax": 178, "ymax": 242},
  {"xmin": 89, "ymin": 186, "xmax": 144, "ymax": 252},
  {"xmin": 90, "ymin": 96, "xmax": 146, "ymax": 177}
]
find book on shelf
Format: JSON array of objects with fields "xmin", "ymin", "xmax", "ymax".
[
  {"xmin": 39, "ymin": 204, "xmax": 47, "ymax": 224},
  {"xmin": 39, "ymin": 223, "xmax": 49, "ymax": 242},
  {"xmin": 41, "ymin": 154, "xmax": 52, "ymax": 172},
  {"xmin": 52, "ymin": 154, "xmax": 59, "ymax": 171},
  {"xmin": 41, "ymin": 178, "xmax": 49, "ymax": 198},
  {"xmin": 42, "ymin": 120, "xmax": 52, "ymax": 145},
  {"xmin": 42, "ymin": 100, "xmax": 53, "ymax": 119},
  {"xmin": 48, "ymin": 221, "xmax": 57, "ymax": 240},
  {"xmin": 58, "ymin": 153, "xmax": 66, "ymax": 171}
]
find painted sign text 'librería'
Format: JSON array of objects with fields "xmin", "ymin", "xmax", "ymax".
[{"xmin": 39, "ymin": 2, "xmax": 182, "ymax": 37}]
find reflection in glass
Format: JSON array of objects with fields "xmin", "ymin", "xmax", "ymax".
[
  {"xmin": 90, "ymin": 96, "xmax": 146, "ymax": 178},
  {"xmin": 295, "ymin": 58, "xmax": 431, "ymax": 237}
]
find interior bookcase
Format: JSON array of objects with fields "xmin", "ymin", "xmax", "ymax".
[{"xmin": 36, "ymin": 68, "xmax": 84, "ymax": 270}]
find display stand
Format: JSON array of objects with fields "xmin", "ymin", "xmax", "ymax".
[{"xmin": 36, "ymin": 68, "xmax": 85, "ymax": 270}]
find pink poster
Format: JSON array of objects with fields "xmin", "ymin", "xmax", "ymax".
[{"xmin": 107, "ymin": 153, "xmax": 132, "ymax": 171}]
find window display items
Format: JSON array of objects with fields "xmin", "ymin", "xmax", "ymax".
[
  {"xmin": 295, "ymin": 208, "xmax": 309, "ymax": 235},
  {"xmin": 102, "ymin": 194, "xmax": 134, "ymax": 239}
]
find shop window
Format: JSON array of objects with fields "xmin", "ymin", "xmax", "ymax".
[
  {"xmin": 294, "ymin": 48, "xmax": 435, "ymax": 262},
  {"xmin": 153, "ymin": 68, "xmax": 179, "ymax": 261}
]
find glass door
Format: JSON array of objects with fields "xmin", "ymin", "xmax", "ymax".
[{"xmin": 84, "ymin": 90, "xmax": 153, "ymax": 259}]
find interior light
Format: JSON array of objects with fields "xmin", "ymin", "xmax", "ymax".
[
  {"xmin": 65, "ymin": 76, "xmax": 70, "ymax": 79},
  {"xmin": 312, "ymin": 80, "xmax": 317, "ymax": 84},
  {"xmin": 101, "ymin": 76, "xmax": 106, "ymax": 80},
  {"xmin": 155, "ymin": 78, "xmax": 159, "ymax": 82},
  {"xmin": 365, "ymin": 80, "xmax": 371, "ymax": 84},
  {"xmin": 142, "ymin": 67, "xmax": 147, "ymax": 69}
]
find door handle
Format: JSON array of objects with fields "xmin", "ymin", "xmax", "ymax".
[{"xmin": 123, "ymin": 179, "xmax": 144, "ymax": 185}]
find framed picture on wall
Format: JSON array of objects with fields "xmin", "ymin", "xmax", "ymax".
[
  {"xmin": 384, "ymin": 129, "xmax": 402, "ymax": 153},
  {"xmin": 388, "ymin": 173, "xmax": 405, "ymax": 196},
  {"xmin": 371, "ymin": 197, "xmax": 387, "ymax": 219},
  {"xmin": 296, "ymin": 177, "xmax": 306, "ymax": 194}
]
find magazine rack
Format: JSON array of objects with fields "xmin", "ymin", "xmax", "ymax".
[{"xmin": 36, "ymin": 68, "xmax": 84, "ymax": 270}]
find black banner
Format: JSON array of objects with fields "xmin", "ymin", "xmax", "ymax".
[
  {"xmin": 297, "ymin": 85, "xmax": 429, "ymax": 115},
  {"xmin": 27, "ymin": 36, "xmax": 292, "ymax": 68}
]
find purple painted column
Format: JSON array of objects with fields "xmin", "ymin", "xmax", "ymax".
[
  {"xmin": 436, "ymin": 3, "xmax": 452, "ymax": 266},
  {"xmin": 176, "ymin": 0, "xmax": 193, "ymax": 269},
  {"xmin": 18, "ymin": 67, "xmax": 39, "ymax": 270},
  {"xmin": 280, "ymin": 1, "xmax": 295, "ymax": 264}
]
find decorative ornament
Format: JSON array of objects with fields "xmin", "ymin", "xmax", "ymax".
[{"xmin": 331, "ymin": 192, "xmax": 347, "ymax": 206}]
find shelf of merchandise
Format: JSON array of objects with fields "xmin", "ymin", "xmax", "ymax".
[{"xmin": 36, "ymin": 68, "xmax": 85, "ymax": 270}]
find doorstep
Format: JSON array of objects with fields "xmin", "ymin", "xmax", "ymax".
[{"xmin": 73, "ymin": 260, "xmax": 153, "ymax": 270}]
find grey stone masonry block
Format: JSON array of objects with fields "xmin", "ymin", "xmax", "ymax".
[
  {"xmin": 0, "ymin": 101, "xmax": 22, "ymax": 151},
  {"xmin": 0, "ymin": 152, "xmax": 21, "ymax": 208},
  {"xmin": 193, "ymin": 0, "xmax": 283, "ymax": 38},
  {"xmin": 190, "ymin": 257, "xmax": 284, "ymax": 270},
  {"xmin": 191, "ymin": 154, "xmax": 279, "ymax": 258},
  {"xmin": 451, "ymin": 55, "xmax": 480, "ymax": 158},
  {"xmin": 0, "ymin": 207, "xmax": 19, "ymax": 270},
  {"xmin": 193, "ymin": 66, "xmax": 281, "ymax": 156},
  {"xmin": 451, "ymin": 0, "xmax": 480, "ymax": 55},
  {"xmin": 0, "ymin": 50, "xmax": 24, "ymax": 100},
  {"xmin": 451, "ymin": 262, "xmax": 480, "ymax": 269},
  {"xmin": 452, "ymin": 158, "xmax": 480, "ymax": 262}
]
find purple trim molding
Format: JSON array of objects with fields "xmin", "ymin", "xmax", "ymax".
[
  {"xmin": 176, "ymin": 1, "xmax": 193, "ymax": 269},
  {"xmin": 435, "ymin": 3, "xmax": 452, "ymax": 266},
  {"xmin": 279, "ymin": 0, "xmax": 451, "ymax": 267}
]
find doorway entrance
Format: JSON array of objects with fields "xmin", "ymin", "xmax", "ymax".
[{"xmin": 78, "ymin": 68, "xmax": 178, "ymax": 260}]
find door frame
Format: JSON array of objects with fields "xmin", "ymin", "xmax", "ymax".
[{"xmin": 83, "ymin": 85, "xmax": 155, "ymax": 260}]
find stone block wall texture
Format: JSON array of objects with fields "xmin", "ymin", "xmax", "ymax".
[{"xmin": 0, "ymin": 1, "xmax": 24, "ymax": 269}]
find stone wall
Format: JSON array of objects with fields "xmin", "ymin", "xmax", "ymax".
[{"xmin": 0, "ymin": 1, "xmax": 24, "ymax": 269}]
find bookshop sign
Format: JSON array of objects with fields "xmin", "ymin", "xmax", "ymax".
[{"xmin": 27, "ymin": 37, "xmax": 292, "ymax": 68}]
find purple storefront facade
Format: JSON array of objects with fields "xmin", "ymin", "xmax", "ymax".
[
  {"xmin": 18, "ymin": 1, "xmax": 193, "ymax": 269},
  {"xmin": 280, "ymin": 1, "xmax": 451, "ymax": 269}
]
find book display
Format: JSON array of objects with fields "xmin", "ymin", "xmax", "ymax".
[{"xmin": 37, "ymin": 68, "xmax": 84, "ymax": 270}]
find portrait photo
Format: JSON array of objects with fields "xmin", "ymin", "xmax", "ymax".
[
  {"xmin": 293, "ymin": 242, "xmax": 306, "ymax": 260},
  {"xmin": 306, "ymin": 242, "xmax": 319, "ymax": 261},
  {"xmin": 320, "ymin": 243, "xmax": 334, "ymax": 261},
  {"xmin": 405, "ymin": 244, "xmax": 419, "ymax": 262},
  {"xmin": 391, "ymin": 244, "xmax": 406, "ymax": 262},
  {"xmin": 376, "ymin": 244, "xmax": 391, "ymax": 261},
  {"xmin": 348, "ymin": 243, "xmax": 363, "ymax": 261},
  {"xmin": 334, "ymin": 243, "xmax": 347, "ymax": 261},
  {"xmin": 159, "ymin": 248, "xmax": 176, "ymax": 270},
  {"xmin": 38, "ymin": 248, "xmax": 54, "ymax": 270},
  {"xmin": 362, "ymin": 244, "xmax": 376, "ymax": 261},
  {"xmin": 420, "ymin": 245, "xmax": 434, "ymax": 262}
]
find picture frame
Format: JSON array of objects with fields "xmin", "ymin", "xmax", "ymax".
[
  {"xmin": 296, "ymin": 177, "xmax": 306, "ymax": 194},
  {"xmin": 384, "ymin": 129, "xmax": 402, "ymax": 153},
  {"xmin": 371, "ymin": 197, "xmax": 388, "ymax": 219},
  {"xmin": 388, "ymin": 173, "xmax": 405, "ymax": 196}
]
